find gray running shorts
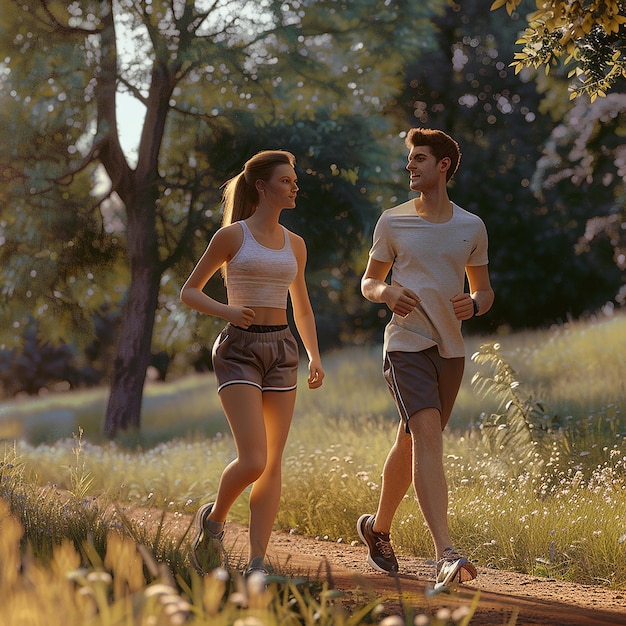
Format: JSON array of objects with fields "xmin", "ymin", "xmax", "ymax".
[
  {"xmin": 212, "ymin": 323, "xmax": 299, "ymax": 393},
  {"xmin": 383, "ymin": 346, "xmax": 464, "ymax": 432}
]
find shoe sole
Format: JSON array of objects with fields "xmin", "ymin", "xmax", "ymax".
[{"xmin": 356, "ymin": 514, "xmax": 396, "ymax": 574}]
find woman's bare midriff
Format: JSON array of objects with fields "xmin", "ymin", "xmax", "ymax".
[{"xmin": 247, "ymin": 306, "xmax": 288, "ymax": 326}]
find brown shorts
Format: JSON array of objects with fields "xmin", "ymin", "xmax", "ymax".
[
  {"xmin": 212, "ymin": 323, "xmax": 299, "ymax": 393},
  {"xmin": 383, "ymin": 347, "xmax": 464, "ymax": 432}
]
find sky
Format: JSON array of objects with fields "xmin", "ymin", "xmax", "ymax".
[{"xmin": 116, "ymin": 92, "xmax": 145, "ymax": 167}]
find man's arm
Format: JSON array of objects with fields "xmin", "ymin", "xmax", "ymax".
[
  {"xmin": 466, "ymin": 264, "xmax": 494, "ymax": 317},
  {"xmin": 361, "ymin": 257, "xmax": 420, "ymax": 317}
]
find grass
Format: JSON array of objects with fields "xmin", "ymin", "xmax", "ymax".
[
  {"xmin": 0, "ymin": 311, "xmax": 625, "ymax": 622},
  {"xmin": 0, "ymin": 373, "xmax": 228, "ymax": 445}
]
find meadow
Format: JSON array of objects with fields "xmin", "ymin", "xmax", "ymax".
[{"xmin": 1, "ymin": 311, "xmax": 625, "ymax": 624}]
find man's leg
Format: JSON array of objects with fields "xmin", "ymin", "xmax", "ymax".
[
  {"xmin": 408, "ymin": 352, "xmax": 464, "ymax": 559},
  {"xmin": 407, "ymin": 407, "xmax": 453, "ymax": 560},
  {"xmin": 373, "ymin": 420, "xmax": 412, "ymax": 532},
  {"xmin": 357, "ymin": 420, "xmax": 412, "ymax": 572},
  {"xmin": 408, "ymin": 357, "xmax": 476, "ymax": 587}
]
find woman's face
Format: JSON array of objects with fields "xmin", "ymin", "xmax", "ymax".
[{"xmin": 260, "ymin": 164, "xmax": 299, "ymax": 209}]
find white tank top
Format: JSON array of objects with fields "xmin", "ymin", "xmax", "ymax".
[{"xmin": 226, "ymin": 221, "xmax": 298, "ymax": 309}]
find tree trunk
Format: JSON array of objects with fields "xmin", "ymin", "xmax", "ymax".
[
  {"xmin": 103, "ymin": 191, "xmax": 161, "ymax": 438},
  {"xmin": 103, "ymin": 265, "xmax": 160, "ymax": 437}
]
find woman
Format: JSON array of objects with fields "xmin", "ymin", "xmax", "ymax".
[{"xmin": 180, "ymin": 150, "xmax": 325, "ymax": 577}]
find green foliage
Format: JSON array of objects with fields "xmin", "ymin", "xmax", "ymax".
[
  {"xmin": 470, "ymin": 341, "xmax": 562, "ymax": 474},
  {"xmin": 394, "ymin": 2, "xmax": 624, "ymax": 328},
  {"xmin": 2, "ymin": 0, "xmax": 626, "ymax": 421},
  {"xmin": 1, "ymin": 0, "xmax": 448, "ymax": 434}
]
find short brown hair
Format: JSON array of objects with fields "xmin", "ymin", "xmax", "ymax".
[{"xmin": 405, "ymin": 128, "xmax": 461, "ymax": 182}]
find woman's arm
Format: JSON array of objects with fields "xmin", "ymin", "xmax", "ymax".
[
  {"xmin": 288, "ymin": 232, "xmax": 324, "ymax": 389},
  {"xmin": 180, "ymin": 224, "xmax": 255, "ymax": 328}
]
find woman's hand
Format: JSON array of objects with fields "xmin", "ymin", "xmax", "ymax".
[
  {"xmin": 226, "ymin": 306, "xmax": 256, "ymax": 328},
  {"xmin": 307, "ymin": 358, "xmax": 325, "ymax": 389}
]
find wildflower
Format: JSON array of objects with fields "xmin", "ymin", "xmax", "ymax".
[
  {"xmin": 436, "ymin": 608, "xmax": 452, "ymax": 621},
  {"xmin": 452, "ymin": 605, "xmax": 471, "ymax": 621},
  {"xmin": 86, "ymin": 571, "xmax": 113, "ymax": 584},
  {"xmin": 213, "ymin": 567, "xmax": 229, "ymax": 582}
]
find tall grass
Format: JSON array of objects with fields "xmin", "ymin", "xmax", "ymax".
[
  {"xmin": 2, "ymin": 312, "xmax": 625, "ymax": 591},
  {"xmin": 0, "ymin": 463, "xmax": 479, "ymax": 625}
]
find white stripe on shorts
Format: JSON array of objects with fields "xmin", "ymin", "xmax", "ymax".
[
  {"xmin": 217, "ymin": 380, "xmax": 297, "ymax": 393},
  {"xmin": 387, "ymin": 358, "xmax": 411, "ymax": 423}
]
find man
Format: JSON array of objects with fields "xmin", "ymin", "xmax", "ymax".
[{"xmin": 357, "ymin": 128, "xmax": 494, "ymax": 590}]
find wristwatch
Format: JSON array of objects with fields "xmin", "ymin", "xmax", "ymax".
[{"xmin": 472, "ymin": 298, "xmax": 480, "ymax": 316}]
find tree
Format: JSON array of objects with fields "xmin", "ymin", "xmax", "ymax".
[
  {"xmin": 0, "ymin": 0, "xmax": 442, "ymax": 436},
  {"xmin": 491, "ymin": 0, "xmax": 626, "ymax": 100},
  {"xmin": 392, "ymin": 1, "xmax": 624, "ymax": 327},
  {"xmin": 531, "ymin": 93, "xmax": 626, "ymax": 307}
]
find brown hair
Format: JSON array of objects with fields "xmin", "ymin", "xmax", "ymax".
[
  {"xmin": 221, "ymin": 150, "xmax": 297, "ymax": 226},
  {"xmin": 405, "ymin": 128, "xmax": 461, "ymax": 182}
]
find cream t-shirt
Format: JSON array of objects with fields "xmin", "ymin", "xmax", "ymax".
[{"xmin": 369, "ymin": 200, "xmax": 489, "ymax": 358}]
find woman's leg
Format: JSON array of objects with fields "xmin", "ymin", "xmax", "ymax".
[
  {"xmin": 208, "ymin": 384, "xmax": 267, "ymax": 523},
  {"xmin": 247, "ymin": 389, "xmax": 296, "ymax": 561}
]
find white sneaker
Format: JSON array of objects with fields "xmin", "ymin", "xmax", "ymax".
[{"xmin": 434, "ymin": 547, "xmax": 477, "ymax": 592}]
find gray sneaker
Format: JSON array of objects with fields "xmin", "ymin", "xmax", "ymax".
[
  {"xmin": 190, "ymin": 502, "xmax": 225, "ymax": 574},
  {"xmin": 245, "ymin": 556, "xmax": 270, "ymax": 578},
  {"xmin": 434, "ymin": 547, "xmax": 477, "ymax": 592},
  {"xmin": 356, "ymin": 514, "xmax": 399, "ymax": 573}
]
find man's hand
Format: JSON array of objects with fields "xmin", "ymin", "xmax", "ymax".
[
  {"xmin": 385, "ymin": 285, "xmax": 421, "ymax": 317},
  {"xmin": 450, "ymin": 293, "xmax": 474, "ymax": 321}
]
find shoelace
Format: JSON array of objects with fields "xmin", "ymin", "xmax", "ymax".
[
  {"xmin": 375, "ymin": 536, "xmax": 395, "ymax": 558},
  {"xmin": 436, "ymin": 549, "xmax": 460, "ymax": 577},
  {"xmin": 436, "ymin": 548, "xmax": 476, "ymax": 584}
]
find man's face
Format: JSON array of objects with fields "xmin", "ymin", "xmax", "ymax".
[{"xmin": 406, "ymin": 145, "xmax": 444, "ymax": 192}]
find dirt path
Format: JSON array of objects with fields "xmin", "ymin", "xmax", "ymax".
[
  {"xmin": 133, "ymin": 509, "xmax": 626, "ymax": 626},
  {"xmin": 261, "ymin": 527, "xmax": 626, "ymax": 625}
]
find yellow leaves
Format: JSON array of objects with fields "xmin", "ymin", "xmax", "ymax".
[
  {"xmin": 490, "ymin": 0, "xmax": 523, "ymax": 16},
  {"xmin": 495, "ymin": 0, "xmax": 626, "ymax": 100},
  {"xmin": 330, "ymin": 163, "xmax": 359, "ymax": 185},
  {"xmin": 600, "ymin": 12, "xmax": 626, "ymax": 35}
]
